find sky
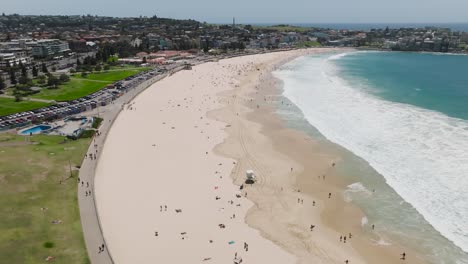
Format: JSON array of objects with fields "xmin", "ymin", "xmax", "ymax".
[{"xmin": 2, "ymin": 0, "xmax": 468, "ymax": 24}]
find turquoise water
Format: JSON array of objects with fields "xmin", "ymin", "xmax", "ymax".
[
  {"xmin": 336, "ymin": 51, "xmax": 468, "ymax": 120},
  {"xmin": 274, "ymin": 51, "xmax": 468, "ymax": 263},
  {"xmin": 20, "ymin": 125, "xmax": 51, "ymax": 135}
]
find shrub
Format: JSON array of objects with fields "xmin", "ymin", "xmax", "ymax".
[
  {"xmin": 92, "ymin": 117, "xmax": 103, "ymax": 129},
  {"xmin": 59, "ymin": 73, "xmax": 70, "ymax": 82},
  {"xmin": 80, "ymin": 130, "xmax": 95, "ymax": 138},
  {"xmin": 43, "ymin": 241, "xmax": 55, "ymax": 248}
]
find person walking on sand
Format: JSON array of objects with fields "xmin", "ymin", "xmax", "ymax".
[
  {"xmin": 329, "ymin": 193, "xmax": 332, "ymax": 198},
  {"xmin": 344, "ymin": 236, "xmax": 347, "ymax": 243},
  {"xmin": 340, "ymin": 236, "xmax": 342, "ymax": 242},
  {"xmin": 313, "ymin": 201, "xmax": 316, "ymax": 206},
  {"xmin": 349, "ymin": 233, "xmax": 352, "ymax": 239},
  {"xmin": 372, "ymin": 224, "xmax": 375, "ymax": 230},
  {"xmin": 310, "ymin": 225, "xmax": 315, "ymax": 231},
  {"xmin": 401, "ymin": 252, "xmax": 406, "ymax": 260},
  {"xmin": 345, "ymin": 260, "xmax": 349, "ymax": 264}
]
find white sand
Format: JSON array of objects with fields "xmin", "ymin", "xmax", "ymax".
[{"xmin": 94, "ymin": 53, "xmax": 302, "ymax": 263}]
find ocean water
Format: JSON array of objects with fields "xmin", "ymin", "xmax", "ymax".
[
  {"xmin": 273, "ymin": 51, "xmax": 468, "ymax": 263},
  {"xmin": 253, "ymin": 22, "xmax": 468, "ymax": 32}
]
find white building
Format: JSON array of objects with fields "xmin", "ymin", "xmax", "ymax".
[
  {"xmin": 0, "ymin": 53, "xmax": 29, "ymax": 68},
  {"xmin": 28, "ymin": 39, "xmax": 70, "ymax": 58}
]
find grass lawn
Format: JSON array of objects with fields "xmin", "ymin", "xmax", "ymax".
[
  {"xmin": 31, "ymin": 78, "xmax": 112, "ymax": 101},
  {"xmin": 32, "ymin": 68, "xmax": 150, "ymax": 102},
  {"xmin": 0, "ymin": 98, "xmax": 51, "ymax": 117},
  {"xmin": 0, "ymin": 133, "xmax": 91, "ymax": 264}
]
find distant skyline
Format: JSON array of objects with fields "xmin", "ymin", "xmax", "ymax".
[{"xmin": 2, "ymin": 0, "xmax": 468, "ymax": 24}]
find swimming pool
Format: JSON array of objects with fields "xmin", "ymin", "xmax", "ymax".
[{"xmin": 20, "ymin": 125, "xmax": 52, "ymax": 135}]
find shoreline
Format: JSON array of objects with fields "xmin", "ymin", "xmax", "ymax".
[{"xmin": 210, "ymin": 50, "xmax": 429, "ymax": 263}]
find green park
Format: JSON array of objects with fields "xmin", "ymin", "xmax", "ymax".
[
  {"xmin": 0, "ymin": 133, "xmax": 92, "ymax": 263},
  {"xmin": 0, "ymin": 66, "xmax": 150, "ymax": 116}
]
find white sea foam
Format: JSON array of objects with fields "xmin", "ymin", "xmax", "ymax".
[
  {"xmin": 274, "ymin": 53, "xmax": 468, "ymax": 254},
  {"xmin": 344, "ymin": 182, "xmax": 373, "ymax": 202},
  {"xmin": 361, "ymin": 216, "xmax": 369, "ymax": 227},
  {"xmin": 372, "ymin": 238, "xmax": 392, "ymax": 246},
  {"xmin": 347, "ymin": 182, "xmax": 372, "ymax": 195}
]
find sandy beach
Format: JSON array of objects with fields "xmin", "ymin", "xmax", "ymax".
[{"xmin": 94, "ymin": 49, "xmax": 427, "ymax": 263}]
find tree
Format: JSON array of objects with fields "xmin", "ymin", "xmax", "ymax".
[
  {"xmin": 0, "ymin": 77, "xmax": 5, "ymax": 90},
  {"xmin": 51, "ymin": 66, "xmax": 57, "ymax": 72},
  {"xmin": 37, "ymin": 75, "xmax": 46, "ymax": 85},
  {"xmin": 20, "ymin": 62, "xmax": 27, "ymax": 77},
  {"xmin": 14, "ymin": 94, "xmax": 22, "ymax": 102},
  {"xmin": 95, "ymin": 65, "xmax": 102, "ymax": 72},
  {"xmin": 104, "ymin": 65, "xmax": 110, "ymax": 71},
  {"xmin": 81, "ymin": 72, "xmax": 88, "ymax": 78},
  {"xmin": 47, "ymin": 75, "xmax": 60, "ymax": 87},
  {"xmin": 59, "ymin": 73, "xmax": 70, "ymax": 82},
  {"xmin": 41, "ymin": 63, "xmax": 48, "ymax": 73},
  {"xmin": 9, "ymin": 69, "xmax": 17, "ymax": 85},
  {"xmin": 77, "ymin": 58, "xmax": 82, "ymax": 66},
  {"xmin": 18, "ymin": 75, "xmax": 30, "ymax": 85},
  {"xmin": 32, "ymin": 65, "xmax": 38, "ymax": 77}
]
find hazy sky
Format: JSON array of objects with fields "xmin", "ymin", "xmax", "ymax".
[{"xmin": 3, "ymin": 0, "xmax": 468, "ymax": 24}]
